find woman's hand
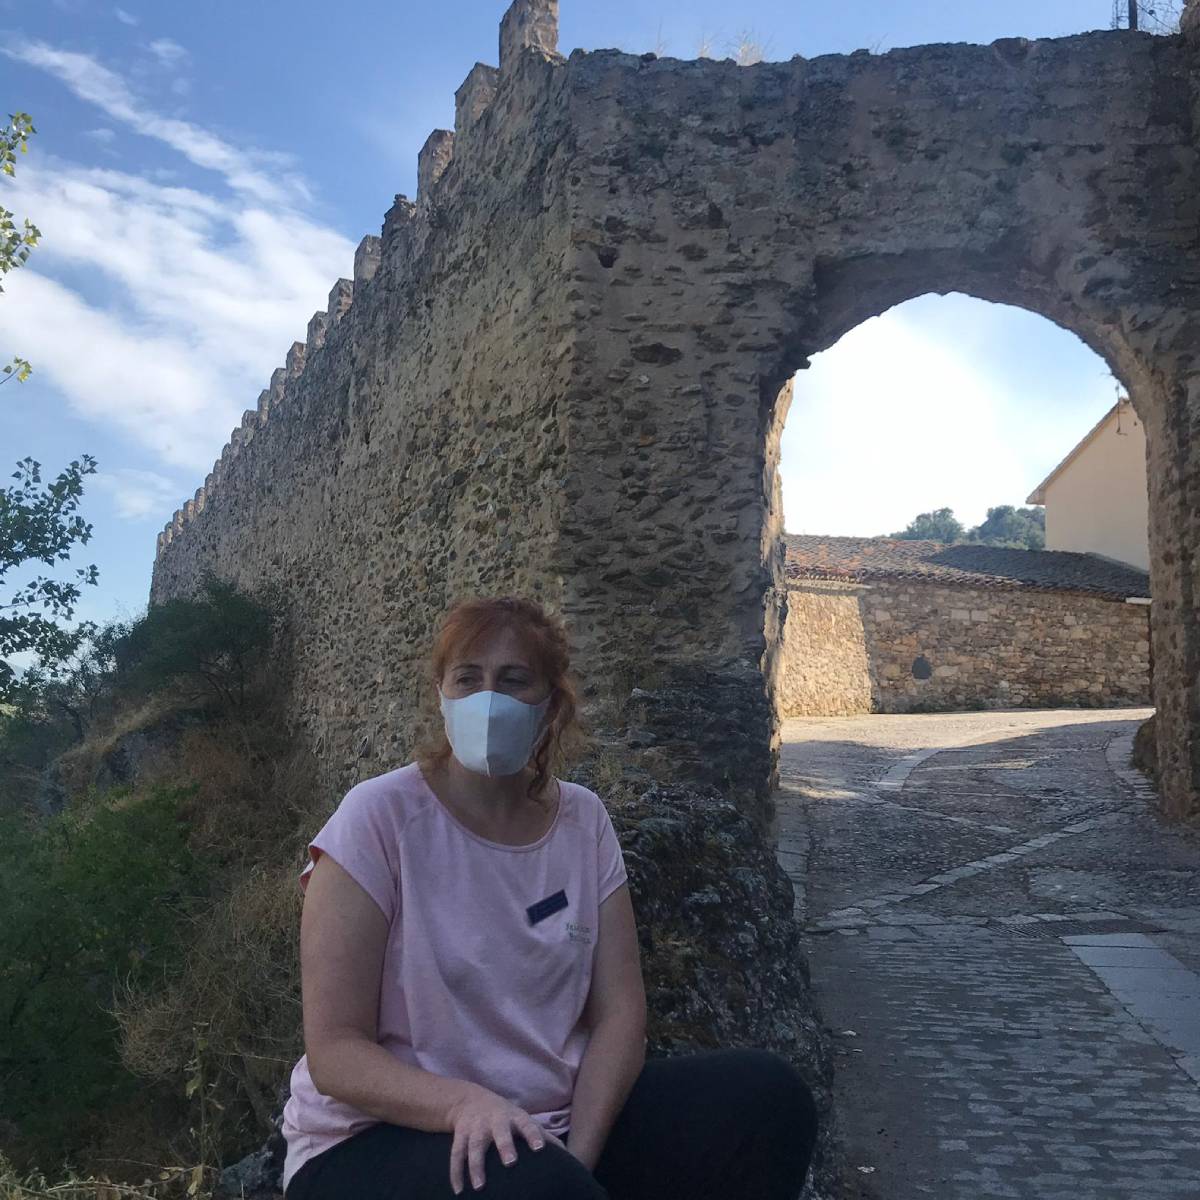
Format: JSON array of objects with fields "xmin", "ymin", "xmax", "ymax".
[{"xmin": 446, "ymin": 1083, "xmax": 550, "ymax": 1194}]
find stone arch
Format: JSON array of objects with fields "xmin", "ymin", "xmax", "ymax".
[
  {"xmin": 763, "ymin": 270, "xmax": 1156, "ymax": 728},
  {"xmin": 150, "ymin": 0, "xmax": 1200, "ymax": 822},
  {"xmin": 560, "ymin": 20, "xmax": 1200, "ymax": 821}
]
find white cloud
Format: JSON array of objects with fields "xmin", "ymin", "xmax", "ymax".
[
  {"xmin": 1, "ymin": 270, "xmax": 242, "ymax": 471},
  {"xmin": 84, "ymin": 127, "xmax": 117, "ymax": 144},
  {"xmin": 0, "ymin": 46, "xmax": 357, "ymax": 495},
  {"xmin": 114, "ymin": 6, "xmax": 139, "ymax": 25},
  {"xmin": 147, "ymin": 37, "xmax": 188, "ymax": 68},
  {"xmin": 4, "ymin": 159, "xmax": 352, "ymax": 373},
  {"xmin": 94, "ymin": 467, "xmax": 180, "ymax": 519},
  {"xmin": 3, "ymin": 40, "xmax": 309, "ymax": 206}
]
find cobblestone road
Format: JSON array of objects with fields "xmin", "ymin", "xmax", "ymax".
[{"xmin": 774, "ymin": 710, "xmax": 1200, "ymax": 1200}]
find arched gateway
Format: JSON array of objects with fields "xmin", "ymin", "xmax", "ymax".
[{"xmin": 152, "ymin": 1, "xmax": 1200, "ymax": 821}]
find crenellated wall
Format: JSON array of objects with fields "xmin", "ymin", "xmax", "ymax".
[
  {"xmin": 152, "ymin": 3, "xmax": 578, "ymax": 784},
  {"xmin": 154, "ymin": 0, "xmax": 1200, "ymax": 820}
]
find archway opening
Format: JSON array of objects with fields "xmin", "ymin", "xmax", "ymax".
[{"xmin": 768, "ymin": 292, "xmax": 1154, "ymax": 725}]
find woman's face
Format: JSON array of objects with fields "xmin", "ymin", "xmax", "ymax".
[{"xmin": 440, "ymin": 624, "xmax": 553, "ymax": 707}]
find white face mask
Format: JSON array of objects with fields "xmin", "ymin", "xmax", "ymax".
[{"xmin": 438, "ymin": 689, "xmax": 552, "ymax": 778}]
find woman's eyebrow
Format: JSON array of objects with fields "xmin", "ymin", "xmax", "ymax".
[{"xmin": 450, "ymin": 661, "xmax": 532, "ymax": 671}]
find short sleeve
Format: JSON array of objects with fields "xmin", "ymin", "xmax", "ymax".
[
  {"xmin": 597, "ymin": 800, "xmax": 628, "ymax": 905},
  {"xmin": 298, "ymin": 781, "xmax": 400, "ymax": 923}
]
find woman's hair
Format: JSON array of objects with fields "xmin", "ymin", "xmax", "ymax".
[{"xmin": 419, "ymin": 596, "xmax": 582, "ymax": 804}]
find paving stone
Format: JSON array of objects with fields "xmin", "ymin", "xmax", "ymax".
[
  {"xmin": 866, "ymin": 925, "xmax": 920, "ymax": 940},
  {"xmin": 777, "ymin": 711, "xmax": 1200, "ymax": 1200}
]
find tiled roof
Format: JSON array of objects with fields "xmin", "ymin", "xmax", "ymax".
[{"xmin": 784, "ymin": 535, "xmax": 1151, "ymax": 601}]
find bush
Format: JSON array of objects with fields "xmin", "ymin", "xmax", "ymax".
[
  {"xmin": 0, "ymin": 576, "xmax": 310, "ymax": 1187},
  {"xmin": 0, "ymin": 624, "xmax": 129, "ymax": 813},
  {"xmin": 0, "ymin": 785, "xmax": 210, "ymax": 1164},
  {"xmin": 116, "ymin": 574, "xmax": 282, "ymax": 711},
  {"xmin": 112, "ymin": 719, "xmax": 321, "ymax": 1166}
]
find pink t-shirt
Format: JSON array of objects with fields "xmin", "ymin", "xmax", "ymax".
[{"xmin": 280, "ymin": 762, "xmax": 629, "ymax": 1193}]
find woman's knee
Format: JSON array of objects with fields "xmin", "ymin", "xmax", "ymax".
[
  {"xmin": 719, "ymin": 1048, "xmax": 819, "ymax": 1134},
  {"xmin": 487, "ymin": 1144, "xmax": 607, "ymax": 1200}
]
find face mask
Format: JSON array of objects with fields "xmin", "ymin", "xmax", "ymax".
[{"xmin": 439, "ymin": 689, "xmax": 552, "ymax": 778}]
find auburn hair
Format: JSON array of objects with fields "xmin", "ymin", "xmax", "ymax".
[{"xmin": 419, "ymin": 596, "xmax": 581, "ymax": 804}]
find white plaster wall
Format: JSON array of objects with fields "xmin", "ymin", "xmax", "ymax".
[{"xmin": 1043, "ymin": 403, "xmax": 1150, "ymax": 572}]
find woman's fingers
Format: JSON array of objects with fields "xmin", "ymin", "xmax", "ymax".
[
  {"xmin": 493, "ymin": 1119, "xmax": 519, "ymax": 1167},
  {"xmin": 449, "ymin": 1127, "xmax": 467, "ymax": 1196},
  {"xmin": 449, "ymin": 1104, "xmax": 551, "ymax": 1194},
  {"xmin": 514, "ymin": 1111, "xmax": 546, "ymax": 1151},
  {"xmin": 467, "ymin": 1125, "xmax": 491, "ymax": 1191},
  {"xmin": 541, "ymin": 1130, "xmax": 566, "ymax": 1151}
]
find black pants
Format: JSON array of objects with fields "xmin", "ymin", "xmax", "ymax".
[{"xmin": 286, "ymin": 1048, "xmax": 818, "ymax": 1200}]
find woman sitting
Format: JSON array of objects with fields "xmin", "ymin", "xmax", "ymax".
[{"xmin": 282, "ymin": 595, "xmax": 818, "ymax": 1199}]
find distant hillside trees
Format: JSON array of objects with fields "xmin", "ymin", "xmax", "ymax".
[
  {"xmin": 890, "ymin": 507, "xmax": 964, "ymax": 543},
  {"xmin": 891, "ymin": 505, "xmax": 1046, "ymax": 550}
]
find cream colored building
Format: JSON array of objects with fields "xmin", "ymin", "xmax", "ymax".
[{"xmin": 1027, "ymin": 399, "xmax": 1149, "ymax": 572}]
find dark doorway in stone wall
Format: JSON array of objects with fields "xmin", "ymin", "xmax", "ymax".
[{"xmin": 769, "ymin": 292, "xmax": 1155, "ymax": 727}]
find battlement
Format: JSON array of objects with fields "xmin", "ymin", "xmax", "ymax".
[{"xmin": 155, "ymin": 0, "xmax": 561, "ymax": 563}]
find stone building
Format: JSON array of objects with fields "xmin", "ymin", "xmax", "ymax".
[
  {"xmin": 780, "ymin": 536, "xmax": 1152, "ymax": 717},
  {"xmin": 1027, "ymin": 398, "xmax": 1150, "ymax": 572},
  {"xmin": 150, "ymin": 0, "xmax": 1200, "ymax": 820}
]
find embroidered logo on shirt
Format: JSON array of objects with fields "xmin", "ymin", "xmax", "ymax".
[
  {"xmin": 526, "ymin": 889, "xmax": 568, "ymax": 926},
  {"xmin": 566, "ymin": 921, "xmax": 593, "ymax": 945}
]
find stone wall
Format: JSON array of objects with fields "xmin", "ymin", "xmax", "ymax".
[
  {"xmin": 558, "ymin": 22, "xmax": 1200, "ymax": 817},
  {"xmin": 780, "ymin": 580, "xmax": 1152, "ymax": 716},
  {"xmin": 778, "ymin": 582, "xmax": 873, "ymax": 717},
  {"xmin": 153, "ymin": 0, "xmax": 1200, "ymax": 818},
  {"xmin": 151, "ymin": 35, "xmax": 576, "ymax": 790}
]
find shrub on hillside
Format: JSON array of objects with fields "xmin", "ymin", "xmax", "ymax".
[
  {"xmin": 0, "ymin": 576, "xmax": 308, "ymax": 1187},
  {"xmin": 1, "ymin": 577, "xmax": 284, "ymax": 816},
  {"xmin": 0, "ymin": 623, "xmax": 132, "ymax": 813},
  {"xmin": 116, "ymin": 573, "xmax": 283, "ymax": 711},
  {"xmin": 0, "ymin": 785, "xmax": 210, "ymax": 1165},
  {"xmin": 112, "ymin": 721, "xmax": 322, "ymax": 1165}
]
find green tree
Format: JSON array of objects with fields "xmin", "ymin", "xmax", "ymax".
[
  {"xmin": 1, "ymin": 457, "xmax": 100, "ymax": 702},
  {"xmin": 0, "ymin": 785, "xmax": 208, "ymax": 1159},
  {"xmin": 0, "ymin": 112, "xmax": 99, "ymax": 699},
  {"xmin": 117, "ymin": 573, "xmax": 282, "ymax": 710},
  {"xmin": 1, "ymin": 111, "xmax": 39, "ymax": 385},
  {"xmin": 967, "ymin": 505, "xmax": 1046, "ymax": 550},
  {"xmin": 891, "ymin": 507, "xmax": 964, "ymax": 542}
]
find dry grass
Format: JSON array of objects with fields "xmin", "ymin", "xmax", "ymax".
[
  {"xmin": 693, "ymin": 27, "xmax": 772, "ymax": 64},
  {"xmin": 13, "ymin": 681, "xmax": 330, "ymax": 1188},
  {"xmin": 730, "ymin": 29, "xmax": 770, "ymax": 65},
  {"xmin": 53, "ymin": 692, "xmax": 188, "ymax": 807},
  {"xmin": 114, "ymin": 860, "xmax": 305, "ymax": 1133},
  {"xmin": 105, "ymin": 712, "xmax": 325, "ymax": 1166},
  {"xmin": 0, "ymin": 1154, "xmax": 201, "ymax": 1199}
]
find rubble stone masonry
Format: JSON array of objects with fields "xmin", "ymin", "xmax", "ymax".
[{"xmin": 780, "ymin": 581, "xmax": 1152, "ymax": 716}]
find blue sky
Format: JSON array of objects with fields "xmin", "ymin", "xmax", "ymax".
[{"xmin": 0, "ymin": 0, "xmax": 1138, "ymax": 629}]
